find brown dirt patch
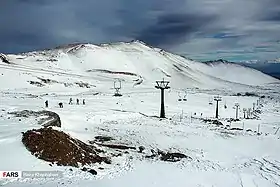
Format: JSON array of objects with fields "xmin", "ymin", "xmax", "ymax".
[
  {"xmin": 22, "ymin": 127, "xmax": 111, "ymax": 167},
  {"xmin": 93, "ymin": 136, "xmax": 114, "ymax": 142},
  {"xmin": 97, "ymin": 143, "xmax": 136, "ymax": 150},
  {"xmin": 28, "ymin": 81, "xmax": 45, "ymax": 87},
  {"xmin": 202, "ymin": 119, "xmax": 224, "ymax": 126},
  {"xmin": 146, "ymin": 149, "xmax": 192, "ymax": 162}
]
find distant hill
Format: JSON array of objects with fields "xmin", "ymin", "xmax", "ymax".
[
  {"xmin": 202, "ymin": 59, "xmax": 280, "ymax": 80},
  {"xmin": 239, "ymin": 62, "xmax": 280, "ymax": 80}
]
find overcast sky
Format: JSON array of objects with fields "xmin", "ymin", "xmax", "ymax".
[{"xmin": 0, "ymin": 0, "xmax": 280, "ymax": 61}]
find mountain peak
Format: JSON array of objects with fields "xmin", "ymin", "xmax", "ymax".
[{"xmin": 203, "ymin": 59, "xmax": 232, "ymax": 64}]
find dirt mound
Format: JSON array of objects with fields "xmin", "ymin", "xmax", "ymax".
[
  {"xmin": 94, "ymin": 135, "xmax": 114, "ymax": 142},
  {"xmin": 202, "ymin": 119, "xmax": 224, "ymax": 126},
  {"xmin": 146, "ymin": 149, "xmax": 192, "ymax": 162},
  {"xmin": 9, "ymin": 110, "xmax": 61, "ymax": 128},
  {"xmin": 28, "ymin": 81, "xmax": 45, "ymax": 87},
  {"xmin": 22, "ymin": 127, "xmax": 110, "ymax": 167},
  {"xmin": 159, "ymin": 151, "xmax": 190, "ymax": 162},
  {"xmin": 97, "ymin": 143, "xmax": 136, "ymax": 150},
  {"xmin": 81, "ymin": 167, "xmax": 98, "ymax": 175},
  {"xmin": 37, "ymin": 77, "xmax": 58, "ymax": 84}
]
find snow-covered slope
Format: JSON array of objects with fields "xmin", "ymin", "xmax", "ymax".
[
  {"xmin": 1, "ymin": 41, "xmax": 280, "ymax": 187},
  {"xmin": 0, "ymin": 41, "xmax": 278, "ymax": 92}
]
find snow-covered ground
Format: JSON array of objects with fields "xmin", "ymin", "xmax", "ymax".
[{"xmin": 1, "ymin": 41, "xmax": 280, "ymax": 187}]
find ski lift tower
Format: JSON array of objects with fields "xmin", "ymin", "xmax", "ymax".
[
  {"xmin": 155, "ymin": 78, "xmax": 170, "ymax": 118},
  {"xmin": 214, "ymin": 96, "xmax": 222, "ymax": 118},
  {"xmin": 113, "ymin": 79, "xmax": 122, "ymax": 97}
]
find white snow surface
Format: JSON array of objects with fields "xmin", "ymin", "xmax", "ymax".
[
  {"xmin": 1, "ymin": 41, "xmax": 278, "ymax": 91},
  {"xmin": 0, "ymin": 41, "xmax": 280, "ymax": 187}
]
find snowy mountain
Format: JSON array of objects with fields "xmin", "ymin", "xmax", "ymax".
[
  {"xmin": 234, "ymin": 59, "xmax": 280, "ymax": 80},
  {"xmin": 0, "ymin": 41, "xmax": 278, "ymax": 93},
  {"xmin": 1, "ymin": 41, "xmax": 280, "ymax": 187}
]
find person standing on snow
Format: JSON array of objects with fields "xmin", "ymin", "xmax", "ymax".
[
  {"xmin": 45, "ymin": 100, "xmax": 48, "ymax": 108},
  {"xmin": 59, "ymin": 102, "xmax": 63, "ymax": 108},
  {"xmin": 69, "ymin": 98, "xmax": 73, "ymax": 105}
]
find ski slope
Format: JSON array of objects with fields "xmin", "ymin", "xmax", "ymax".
[
  {"xmin": 0, "ymin": 40, "xmax": 278, "ymax": 92},
  {"xmin": 0, "ymin": 41, "xmax": 280, "ymax": 187}
]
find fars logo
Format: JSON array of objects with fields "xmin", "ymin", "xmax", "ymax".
[{"xmin": 0, "ymin": 171, "xmax": 21, "ymax": 178}]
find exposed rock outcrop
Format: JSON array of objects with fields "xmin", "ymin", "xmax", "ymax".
[
  {"xmin": 9, "ymin": 110, "xmax": 61, "ymax": 128},
  {"xmin": 0, "ymin": 53, "xmax": 10, "ymax": 64},
  {"xmin": 22, "ymin": 127, "xmax": 111, "ymax": 167}
]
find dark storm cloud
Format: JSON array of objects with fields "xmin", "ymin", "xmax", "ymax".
[
  {"xmin": 0, "ymin": 0, "xmax": 279, "ymax": 62},
  {"xmin": 258, "ymin": 0, "xmax": 280, "ymax": 21},
  {"xmin": 15, "ymin": 0, "xmax": 51, "ymax": 5},
  {"xmin": 0, "ymin": 0, "xmax": 124, "ymax": 53},
  {"xmin": 136, "ymin": 13, "xmax": 216, "ymax": 46},
  {"xmin": 263, "ymin": 11, "xmax": 280, "ymax": 22}
]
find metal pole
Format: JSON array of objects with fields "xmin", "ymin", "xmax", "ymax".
[
  {"xmin": 214, "ymin": 96, "xmax": 222, "ymax": 119},
  {"xmin": 155, "ymin": 79, "xmax": 170, "ymax": 118},
  {"xmin": 216, "ymin": 100, "xmax": 219, "ymax": 118},
  {"xmin": 234, "ymin": 103, "xmax": 240, "ymax": 120},
  {"xmin": 160, "ymin": 88, "xmax": 165, "ymax": 118}
]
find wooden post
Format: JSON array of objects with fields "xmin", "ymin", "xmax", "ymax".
[
  {"xmin": 180, "ymin": 110, "xmax": 183, "ymax": 122},
  {"xmin": 234, "ymin": 103, "xmax": 240, "ymax": 119}
]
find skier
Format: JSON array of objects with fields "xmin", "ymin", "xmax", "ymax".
[
  {"xmin": 82, "ymin": 99, "xmax": 85, "ymax": 105},
  {"xmin": 45, "ymin": 100, "xmax": 48, "ymax": 108},
  {"xmin": 69, "ymin": 98, "xmax": 73, "ymax": 105},
  {"xmin": 59, "ymin": 102, "xmax": 63, "ymax": 108},
  {"xmin": 76, "ymin": 98, "xmax": 79, "ymax": 105}
]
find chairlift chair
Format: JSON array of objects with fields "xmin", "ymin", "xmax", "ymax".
[
  {"xmin": 113, "ymin": 79, "xmax": 122, "ymax": 97},
  {"xmin": 209, "ymin": 97, "xmax": 213, "ymax": 105},
  {"xmin": 183, "ymin": 94, "xmax": 187, "ymax": 101},
  {"xmin": 178, "ymin": 92, "xmax": 182, "ymax": 101}
]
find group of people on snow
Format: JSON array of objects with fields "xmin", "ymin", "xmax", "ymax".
[
  {"xmin": 45, "ymin": 98, "xmax": 86, "ymax": 108},
  {"xmin": 68, "ymin": 98, "xmax": 85, "ymax": 105}
]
